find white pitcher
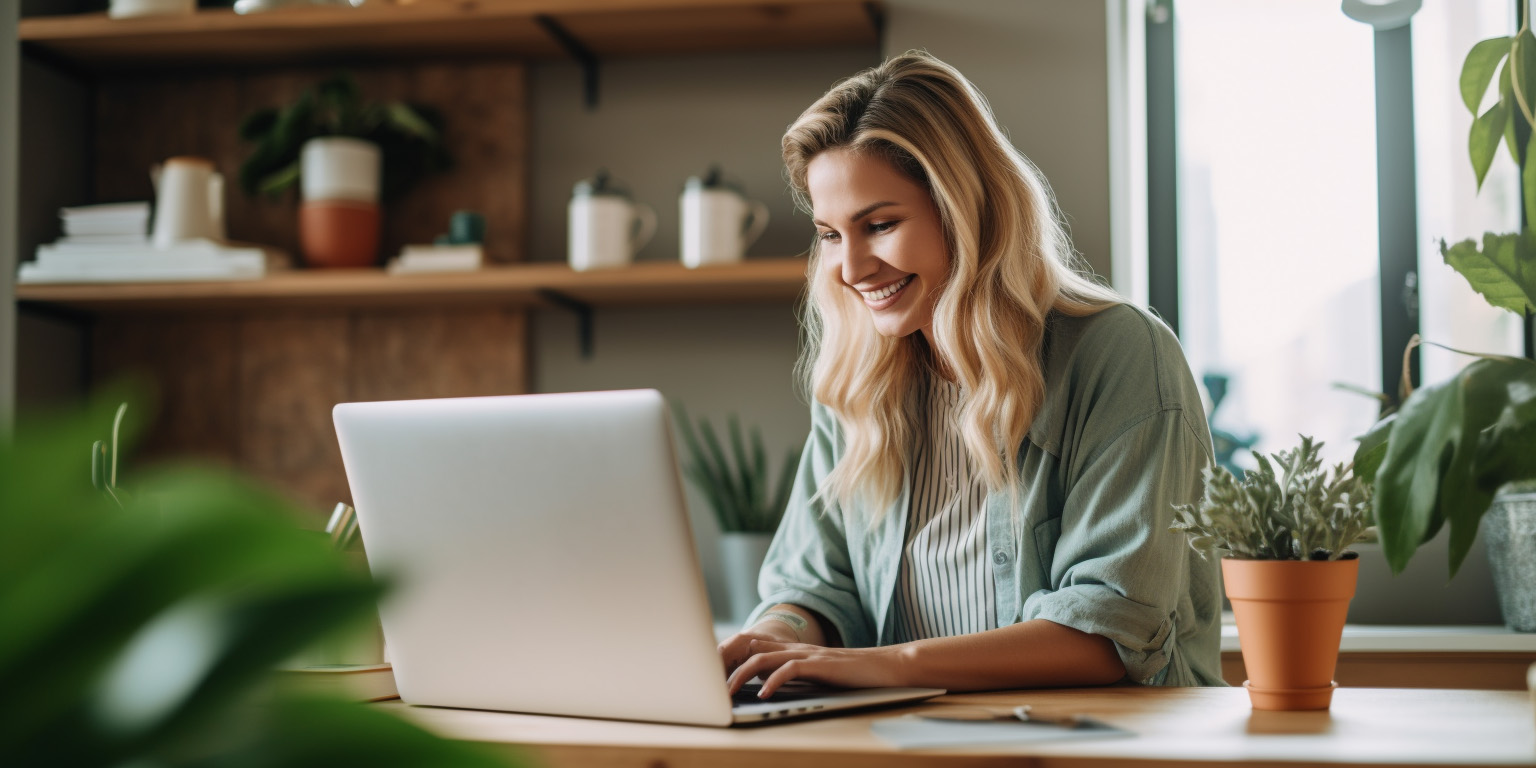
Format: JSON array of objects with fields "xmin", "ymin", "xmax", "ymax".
[
  {"xmin": 568, "ymin": 172, "xmax": 656, "ymax": 271},
  {"xmin": 679, "ymin": 168, "xmax": 769, "ymax": 269},
  {"xmin": 151, "ymin": 156, "xmax": 225, "ymax": 248}
]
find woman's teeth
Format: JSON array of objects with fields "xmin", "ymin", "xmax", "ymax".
[{"xmin": 861, "ymin": 275, "xmax": 913, "ymax": 302}]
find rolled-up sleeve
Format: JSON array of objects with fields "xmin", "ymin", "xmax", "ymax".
[
  {"xmin": 746, "ymin": 403, "xmax": 874, "ymax": 648},
  {"xmin": 1021, "ymin": 407, "xmax": 1211, "ymax": 684}
]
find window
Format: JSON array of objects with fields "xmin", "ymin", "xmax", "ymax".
[
  {"xmin": 1157, "ymin": 0, "xmax": 1526, "ymax": 469},
  {"xmin": 1411, "ymin": 0, "xmax": 1524, "ymax": 383}
]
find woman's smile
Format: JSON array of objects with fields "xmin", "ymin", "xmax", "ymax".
[{"xmin": 859, "ymin": 274, "xmax": 915, "ymax": 308}]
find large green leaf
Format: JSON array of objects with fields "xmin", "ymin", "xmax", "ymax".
[
  {"xmin": 1475, "ymin": 361, "xmax": 1536, "ymax": 490},
  {"xmin": 1464, "ymin": 36, "xmax": 1513, "ymax": 114},
  {"xmin": 1436, "ymin": 361, "xmax": 1519, "ymax": 577},
  {"xmin": 1372, "ymin": 373, "xmax": 1461, "ymax": 574},
  {"xmin": 1472, "ymin": 100, "xmax": 1508, "ymax": 190},
  {"xmin": 1440, "ymin": 231, "xmax": 1536, "ymax": 315},
  {"xmin": 1372, "ymin": 358, "xmax": 1536, "ymax": 578},
  {"xmin": 1512, "ymin": 29, "xmax": 1536, "ymax": 127}
]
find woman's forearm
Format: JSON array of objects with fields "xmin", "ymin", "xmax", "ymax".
[{"xmin": 898, "ymin": 619, "xmax": 1126, "ymax": 691}]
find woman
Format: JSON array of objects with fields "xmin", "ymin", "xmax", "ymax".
[{"xmin": 718, "ymin": 51, "xmax": 1224, "ymax": 698}]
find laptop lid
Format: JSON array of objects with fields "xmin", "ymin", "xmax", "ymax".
[{"xmin": 336, "ymin": 390, "xmax": 737, "ymax": 726}]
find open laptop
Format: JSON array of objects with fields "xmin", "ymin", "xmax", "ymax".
[{"xmin": 332, "ymin": 389, "xmax": 944, "ymax": 726}]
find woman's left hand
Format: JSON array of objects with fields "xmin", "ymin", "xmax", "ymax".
[{"xmin": 726, "ymin": 639, "xmax": 913, "ymax": 698}]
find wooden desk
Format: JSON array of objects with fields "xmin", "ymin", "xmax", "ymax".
[{"xmin": 385, "ymin": 686, "xmax": 1536, "ymax": 767}]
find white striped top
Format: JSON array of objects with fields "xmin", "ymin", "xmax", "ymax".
[{"xmin": 890, "ymin": 373, "xmax": 997, "ymax": 643}]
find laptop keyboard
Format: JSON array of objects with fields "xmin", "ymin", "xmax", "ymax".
[{"xmin": 731, "ymin": 683, "xmax": 833, "ymax": 705}]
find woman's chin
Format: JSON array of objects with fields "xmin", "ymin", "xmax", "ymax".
[{"xmin": 869, "ymin": 314, "xmax": 923, "ymax": 339}]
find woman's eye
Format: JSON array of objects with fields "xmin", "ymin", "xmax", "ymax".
[
  {"xmin": 818, "ymin": 231, "xmax": 841, "ymax": 242},
  {"xmin": 870, "ymin": 221, "xmax": 896, "ymax": 234}
]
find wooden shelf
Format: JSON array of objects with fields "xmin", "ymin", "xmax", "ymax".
[
  {"xmin": 14, "ymin": 258, "xmax": 810, "ymax": 313},
  {"xmin": 19, "ymin": 0, "xmax": 880, "ymax": 71}
]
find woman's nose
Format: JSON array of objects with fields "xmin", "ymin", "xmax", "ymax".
[{"xmin": 840, "ymin": 238, "xmax": 880, "ymax": 287}]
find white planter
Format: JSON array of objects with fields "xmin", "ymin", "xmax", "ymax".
[
  {"xmin": 718, "ymin": 531, "xmax": 774, "ymax": 626},
  {"xmin": 301, "ymin": 137, "xmax": 381, "ymax": 204}
]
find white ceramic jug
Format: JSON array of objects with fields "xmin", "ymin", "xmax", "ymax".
[
  {"xmin": 568, "ymin": 172, "xmax": 656, "ymax": 271},
  {"xmin": 151, "ymin": 156, "xmax": 225, "ymax": 248},
  {"xmin": 679, "ymin": 168, "xmax": 768, "ymax": 268}
]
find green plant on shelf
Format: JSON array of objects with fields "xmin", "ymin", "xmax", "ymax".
[{"xmin": 238, "ymin": 73, "xmax": 451, "ymax": 201}]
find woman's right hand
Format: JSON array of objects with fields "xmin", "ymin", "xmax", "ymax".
[{"xmin": 718, "ymin": 620, "xmax": 808, "ymax": 678}]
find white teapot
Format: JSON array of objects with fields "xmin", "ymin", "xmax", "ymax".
[{"xmin": 679, "ymin": 167, "xmax": 768, "ymax": 268}]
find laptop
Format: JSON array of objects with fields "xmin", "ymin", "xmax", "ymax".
[{"xmin": 332, "ymin": 389, "xmax": 945, "ymax": 726}]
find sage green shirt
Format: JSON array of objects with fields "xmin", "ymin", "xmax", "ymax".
[{"xmin": 748, "ymin": 303, "xmax": 1225, "ymax": 687}]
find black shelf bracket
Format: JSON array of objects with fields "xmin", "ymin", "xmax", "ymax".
[
  {"xmin": 535, "ymin": 14, "xmax": 601, "ymax": 109},
  {"xmin": 863, "ymin": 2, "xmax": 886, "ymax": 51},
  {"xmin": 537, "ymin": 289, "xmax": 595, "ymax": 359}
]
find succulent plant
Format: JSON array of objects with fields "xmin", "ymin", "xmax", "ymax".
[
  {"xmin": 1171, "ymin": 436, "xmax": 1375, "ymax": 561},
  {"xmin": 673, "ymin": 405, "xmax": 800, "ymax": 535}
]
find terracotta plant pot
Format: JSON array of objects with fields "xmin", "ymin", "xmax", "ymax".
[
  {"xmin": 299, "ymin": 200, "xmax": 380, "ymax": 268},
  {"xmin": 1222, "ymin": 557, "xmax": 1358, "ymax": 711}
]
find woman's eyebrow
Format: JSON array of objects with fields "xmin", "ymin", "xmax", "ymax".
[{"xmin": 812, "ymin": 201, "xmax": 899, "ymax": 228}]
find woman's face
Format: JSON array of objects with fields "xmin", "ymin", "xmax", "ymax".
[{"xmin": 806, "ymin": 148, "xmax": 950, "ymax": 342}]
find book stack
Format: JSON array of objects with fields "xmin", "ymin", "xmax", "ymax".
[
  {"xmin": 58, "ymin": 201, "xmax": 151, "ymax": 246},
  {"xmin": 19, "ymin": 202, "xmax": 288, "ymax": 284},
  {"xmin": 386, "ymin": 244, "xmax": 483, "ymax": 274}
]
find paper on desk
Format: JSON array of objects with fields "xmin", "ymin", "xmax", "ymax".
[{"xmin": 870, "ymin": 714, "xmax": 1133, "ymax": 750}]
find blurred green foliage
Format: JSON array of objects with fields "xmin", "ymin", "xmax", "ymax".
[{"xmin": 0, "ymin": 389, "xmax": 516, "ymax": 768}]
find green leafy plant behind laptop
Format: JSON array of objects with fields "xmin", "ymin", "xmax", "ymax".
[
  {"xmin": 1171, "ymin": 436, "xmax": 1376, "ymax": 561},
  {"xmin": 0, "ymin": 389, "xmax": 517, "ymax": 768},
  {"xmin": 674, "ymin": 406, "xmax": 800, "ymax": 534}
]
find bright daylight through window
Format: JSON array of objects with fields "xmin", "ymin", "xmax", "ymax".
[{"xmin": 1173, "ymin": 0, "xmax": 1521, "ymax": 470}]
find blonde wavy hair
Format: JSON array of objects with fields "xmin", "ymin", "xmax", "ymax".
[{"xmin": 786, "ymin": 51, "xmax": 1121, "ymax": 521}]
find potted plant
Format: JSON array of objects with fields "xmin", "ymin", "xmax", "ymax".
[
  {"xmin": 674, "ymin": 407, "xmax": 800, "ymax": 625},
  {"xmin": 238, "ymin": 74, "xmax": 450, "ymax": 268},
  {"xmin": 1348, "ymin": 24, "xmax": 1536, "ymax": 631},
  {"xmin": 1172, "ymin": 436, "xmax": 1375, "ymax": 711}
]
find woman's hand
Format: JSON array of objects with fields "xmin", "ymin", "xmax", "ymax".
[
  {"xmin": 725, "ymin": 640, "xmax": 912, "ymax": 698},
  {"xmin": 718, "ymin": 621, "xmax": 804, "ymax": 679}
]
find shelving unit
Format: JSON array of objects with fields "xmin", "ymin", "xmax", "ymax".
[
  {"xmin": 15, "ymin": 258, "xmax": 809, "ymax": 312},
  {"xmin": 19, "ymin": 1, "xmax": 880, "ymax": 71},
  {"xmin": 10, "ymin": 0, "xmax": 862, "ymax": 512}
]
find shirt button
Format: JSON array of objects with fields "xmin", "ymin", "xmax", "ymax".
[{"xmin": 992, "ymin": 550, "xmax": 1009, "ymax": 565}]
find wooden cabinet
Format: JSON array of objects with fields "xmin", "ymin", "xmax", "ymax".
[{"xmin": 11, "ymin": 0, "xmax": 869, "ymax": 512}]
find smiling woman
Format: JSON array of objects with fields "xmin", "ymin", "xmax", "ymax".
[{"xmin": 716, "ymin": 51, "xmax": 1226, "ymax": 699}]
